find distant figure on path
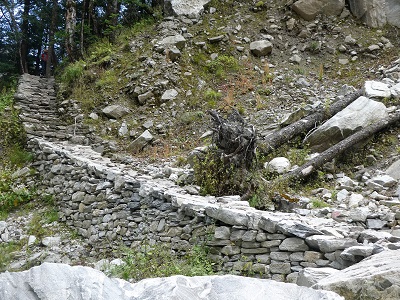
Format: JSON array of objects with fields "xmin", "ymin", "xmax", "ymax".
[{"xmin": 41, "ymin": 49, "xmax": 48, "ymax": 76}]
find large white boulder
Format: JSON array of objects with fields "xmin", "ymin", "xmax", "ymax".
[
  {"xmin": 164, "ymin": 0, "xmax": 211, "ymax": 18},
  {"xmin": 292, "ymin": 0, "xmax": 345, "ymax": 21},
  {"xmin": 304, "ymin": 96, "xmax": 388, "ymax": 152},
  {"xmin": 0, "ymin": 263, "xmax": 344, "ymax": 300},
  {"xmin": 348, "ymin": 0, "xmax": 400, "ymax": 28}
]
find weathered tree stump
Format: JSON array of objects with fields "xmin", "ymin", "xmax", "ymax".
[{"xmin": 209, "ymin": 109, "xmax": 257, "ymax": 168}]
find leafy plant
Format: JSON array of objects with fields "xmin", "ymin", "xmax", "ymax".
[
  {"xmin": 61, "ymin": 60, "xmax": 85, "ymax": 85},
  {"xmin": 0, "ymin": 170, "xmax": 35, "ymax": 215},
  {"xmin": 194, "ymin": 147, "xmax": 251, "ymax": 196},
  {"xmin": 204, "ymin": 89, "xmax": 222, "ymax": 108},
  {"xmin": 6, "ymin": 146, "xmax": 33, "ymax": 167},
  {"xmin": 109, "ymin": 243, "xmax": 215, "ymax": 281},
  {"xmin": 311, "ymin": 198, "xmax": 329, "ymax": 208},
  {"xmin": 0, "ymin": 86, "xmax": 14, "ymax": 112},
  {"xmin": 205, "ymin": 55, "xmax": 239, "ymax": 79}
]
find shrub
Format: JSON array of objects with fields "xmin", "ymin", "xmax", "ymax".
[
  {"xmin": 194, "ymin": 147, "xmax": 250, "ymax": 196},
  {"xmin": 205, "ymin": 55, "xmax": 239, "ymax": 78},
  {"xmin": 61, "ymin": 60, "xmax": 85, "ymax": 85},
  {"xmin": 0, "ymin": 170, "xmax": 35, "ymax": 214}
]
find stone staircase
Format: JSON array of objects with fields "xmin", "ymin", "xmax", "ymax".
[{"xmin": 14, "ymin": 74, "xmax": 96, "ymax": 144}]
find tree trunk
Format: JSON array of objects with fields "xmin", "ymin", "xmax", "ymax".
[
  {"xmin": 46, "ymin": 0, "xmax": 57, "ymax": 77},
  {"xmin": 106, "ymin": 0, "xmax": 118, "ymax": 42},
  {"xmin": 20, "ymin": 0, "xmax": 30, "ymax": 73},
  {"xmin": 259, "ymin": 89, "xmax": 363, "ymax": 155},
  {"xmin": 80, "ymin": 0, "xmax": 86, "ymax": 57},
  {"xmin": 65, "ymin": 0, "xmax": 77, "ymax": 62},
  {"xmin": 0, "ymin": 2, "xmax": 23, "ymax": 74},
  {"xmin": 283, "ymin": 111, "xmax": 400, "ymax": 180}
]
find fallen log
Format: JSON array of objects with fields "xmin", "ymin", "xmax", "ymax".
[
  {"xmin": 259, "ymin": 89, "xmax": 363, "ymax": 155},
  {"xmin": 283, "ymin": 110, "xmax": 400, "ymax": 180}
]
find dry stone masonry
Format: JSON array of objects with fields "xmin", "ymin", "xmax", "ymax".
[
  {"xmin": 27, "ymin": 137, "xmax": 370, "ymax": 282},
  {"xmin": 12, "ymin": 72, "xmax": 400, "ymax": 284}
]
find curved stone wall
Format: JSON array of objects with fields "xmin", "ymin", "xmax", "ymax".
[{"xmin": 27, "ymin": 137, "xmax": 367, "ymax": 283}]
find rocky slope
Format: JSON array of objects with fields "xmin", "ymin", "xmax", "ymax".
[{"xmin": 1, "ymin": 0, "xmax": 400, "ymax": 299}]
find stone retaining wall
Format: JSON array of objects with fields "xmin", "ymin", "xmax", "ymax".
[{"xmin": 28, "ymin": 137, "xmax": 365, "ymax": 283}]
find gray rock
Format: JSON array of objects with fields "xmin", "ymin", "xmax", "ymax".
[
  {"xmin": 102, "ymin": 105, "xmax": 130, "ymax": 119},
  {"xmin": 214, "ymin": 226, "xmax": 231, "ymax": 239},
  {"xmin": 42, "ymin": 236, "xmax": 62, "ymax": 247},
  {"xmin": 167, "ymin": 46, "xmax": 181, "ymax": 61},
  {"xmin": 264, "ymin": 157, "xmax": 291, "ymax": 174},
  {"xmin": 279, "ymin": 237, "xmax": 309, "ymax": 251},
  {"xmin": 289, "ymin": 54, "xmax": 302, "ymax": 64},
  {"xmin": 386, "ymin": 159, "xmax": 400, "ymax": 180},
  {"xmin": 128, "ymin": 130, "xmax": 154, "ymax": 153},
  {"xmin": 314, "ymin": 249, "xmax": 400, "ymax": 299},
  {"xmin": 159, "ymin": 34, "xmax": 186, "ymax": 50},
  {"xmin": 366, "ymin": 218, "xmax": 386, "ymax": 229},
  {"xmin": 161, "ymin": 89, "xmax": 178, "ymax": 103},
  {"xmin": 364, "ymin": 80, "xmax": 391, "ymax": 98},
  {"xmin": 118, "ymin": 121, "xmax": 128, "ymax": 137},
  {"xmin": 164, "ymin": 0, "xmax": 211, "ymax": 18},
  {"xmin": 386, "ymin": 0, "xmax": 400, "ymax": 27},
  {"xmin": 298, "ymin": 267, "xmax": 339, "ymax": 287},
  {"xmin": 358, "ymin": 229, "xmax": 393, "ymax": 243},
  {"xmin": 0, "ymin": 263, "xmax": 132, "ymax": 300},
  {"xmin": 348, "ymin": 0, "xmax": 400, "ymax": 28},
  {"xmin": 270, "ymin": 262, "xmax": 292, "ymax": 274},
  {"xmin": 2, "ymin": 263, "xmax": 344, "ymax": 300},
  {"xmin": 11, "ymin": 166, "xmax": 31, "ymax": 179},
  {"xmin": 304, "ymin": 96, "xmax": 388, "ymax": 152},
  {"xmin": 391, "ymin": 83, "xmax": 400, "ymax": 99},
  {"xmin": 292, "ymin": 0, "xmax": 323, "ymax": 21},
  {"xmin": 367, "ymin": 174, "xmax": 397, "ymax": 187},
  {"xmin": 292, "ymin": 0, "xmax": 344, "ymax": 21},
  {"xmin": 138, "ymin": 91, "xmax": 154, "ymax": 105},
  {"xmin": 339, "ymin": 245, "xmax": 374, "ymax": 262},
  {"xmin": 348, "ymin": 0, "xmax": 387, "ymax": 27},
  {"xmin": 28, "ymin": 235, "xmax": 36, "ymax": 246},
  {"xmin": 208, "ymin": 35, "xmax": 224, "ymax": 43},
  {"xmin": 0, "ymin": 221, "xmax": 7, "ymax": 234},
  {"xmin": 305, "ymin": 235, "xmax": 359, "ymax": 253},
  {"xmin": 89, "ymin": 112, "xmax": 99, "ymax": 120},
  {"xmin": 250, "ymin": 40, "xmax": 273, "ymax": 57},
  {"xmin": 348, "ymin": 207, "xmax": 369, "ymax": 222}
]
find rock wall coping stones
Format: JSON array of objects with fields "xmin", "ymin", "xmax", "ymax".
[{"xmin": 27, "ymin": 137, "xmax": 382, "ymax": 282}]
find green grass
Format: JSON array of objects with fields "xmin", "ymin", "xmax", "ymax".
[
  {"xmin": 0, "ymin": 87, "xmax": 14, "ymax": 112},
  {"xmin": 109, "ymin": 243, "xmax": 215, "ymax": 281},
  {"xmin": 27, "ymin": 211, "xmax": 58, "ymax": 239},
  {"xmin": 0, "ymin": 241, "xmax": 24, "ymax": 272},
  {"xmin": 60, "ymin": 60, "xmax": 86, "ymax": 85},
  {"xmin": 0, "ymin": 170, "xmax": 35, "ymax": 216},
  {"xmin": 311, "ymin": 199, "xmax": 330, "ymax": 208}
]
